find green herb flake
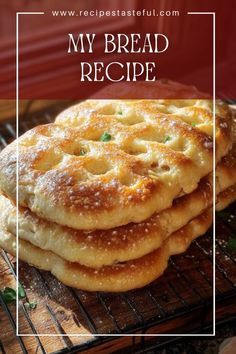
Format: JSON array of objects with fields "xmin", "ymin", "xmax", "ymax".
[
  {"xmin": 117, "ymin": 111, "xmax": 123, "ymax": 115},
  {"xmin": 163, "ymin": 136, "xmax": 171, "ymax": 143},
  {"xmin": 18, "ymin": 284, "xmax": 26, "ymax": 299},
  {"xmin": 79, "ymin": 149, "xmax": 86, "ymax": 156},
  {"xmin": 227, "ymin": 237, "xmax": 236, "ymax": 254},
  {"xmin": 191, "ymin": 122, "xmax": 197, "ymax": 127},
  {"xmin": 0, "ymin": 287, "xmax": 16, "ymax": 304},
  {"xmin": 0, "ymin": 284, "xmax": 26, "ymax": 305},
  {"xmin": 25, "ymin": 301, "xmax": 37, "ymax": 310},
  {"xmin": 100, "ymin": 132, "xmax": 112, "ymax": 142}
]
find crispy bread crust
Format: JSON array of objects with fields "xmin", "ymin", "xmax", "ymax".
[
  {"xmin": 0, "ymin": 177, "xmax": 212, "ymax": 268},
  {"xmin": 0, "ymin": 99, "xmax": 230, "ymax": 230},
  {"xmin": 0, "ymin": 210, "xmax": 212, "ymax": 292}
]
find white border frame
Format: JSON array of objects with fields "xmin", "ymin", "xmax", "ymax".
[{"xmin": 16, "ymin": 11, "xmax": 216, "ymax": 337}]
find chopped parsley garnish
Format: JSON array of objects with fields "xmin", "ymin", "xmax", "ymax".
[
  {"xmin": 79, "ymin": 149, "xmax": 86, "ymax": 156},
  {"xmin": 117, "ymin": 111, "xmax": 123, "ymax": 115},
  {"xmin": 0, "ymin": 287, "xmax": 17, "ymax": 304},
  {"xmin": 0, "ymin": 285, "xmax": 25, "ymax": 304},
  {"xmin": 191, "ymin": 122, "xmax": 197, "ymax": 127},
  {"xmin": 227, "ymin": 237, "xmax": 236, "ymax": 254},
  {"xmin": 18, "ymin": 284, "xmax": 26, "ymax": 299},
  {"xmin": 163, "ymin": 135, "xmax": 171, "ymax": 143},
  {"xmin": 25, "ymin": 301, "xmax": 37, "ymax": 310},
  {"xmin": 100, "ymin": 132, "xmax": 112, "ymax": 142}
]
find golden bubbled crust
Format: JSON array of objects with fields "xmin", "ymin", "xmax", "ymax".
[
  {"xmin": 0, "ymin": 99, "xmax": 231, "ymax": 230},
  {"xmin": 0, "ymin": 209, "xmax": 212, "ymax": 292},
  {"xmin": 0, "ymin": 176, "xmax": 213, "ymax": 268}
]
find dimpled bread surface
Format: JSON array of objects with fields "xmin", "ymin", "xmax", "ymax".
[
  {"xmin": 1, "ymin": 142, "xmax": 235, "ymax": 269},
  {"xmin": 0, "ymin": 99, "xmax": 231, "ymax": 230}
]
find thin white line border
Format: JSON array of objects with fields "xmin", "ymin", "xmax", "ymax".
[
  {"xmin": 16, "ymin": 11, "xmax": 216, "ymax": 337},
  {"xmin": 188, "ymin": 11, "xmax": 216, "ymax": 337}
]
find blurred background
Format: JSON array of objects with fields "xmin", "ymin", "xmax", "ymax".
[{"xmin": 0, "ymin": 0, "xmax": 235, "ymax": 103}]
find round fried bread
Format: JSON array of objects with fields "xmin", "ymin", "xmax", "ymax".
[
  {"xmin": 0, "ymin": 177, "xmax": 212, "ymax": 268},
  {"xmin": 0, "ymin": 209, "xmax": 212, "ymax": 292},
  {"xmin": 1, "ymin": 140, "xmax": 233, "ymax": 269},
  {"xmin": 0, "ymin": 99, "xmax": 231, "ymax": 230},
  {"xmin": 2, "ymin": 144, "xmax": 234, "ymax": 269},
  {"xmin": 56, "ymin": 99, "xmax": 231, "ymax": 163}
]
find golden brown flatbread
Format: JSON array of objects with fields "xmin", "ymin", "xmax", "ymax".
[
  {"xmin": 0, "ymin": 210, "xmax": 212, "ymax": 292},
  {"xmin": 0, "ymin": 177, "xmax": 212, "ymax": 268},
  {"xmin": 0, "ymin": 99, "xmax": 231, "ymax": 230}
]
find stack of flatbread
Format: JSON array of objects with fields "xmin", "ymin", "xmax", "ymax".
[{"xmin": 0, "ymin": 93, "xmax": 235, "ymax": 292}]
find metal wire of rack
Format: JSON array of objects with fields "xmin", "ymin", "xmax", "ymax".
[{"xmin": 0, "ymin": 102, "xmax": 235, "ymax": 354}]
